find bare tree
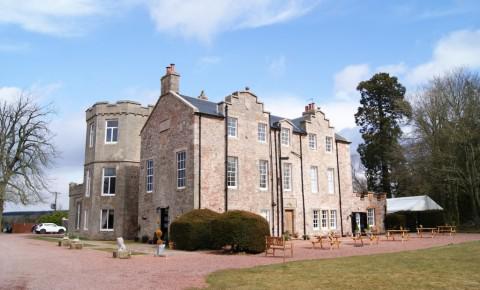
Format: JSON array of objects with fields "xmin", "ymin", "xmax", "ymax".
[{"xmin": 0, "ymin": 94, "xmax": 57, "ymax": 231}]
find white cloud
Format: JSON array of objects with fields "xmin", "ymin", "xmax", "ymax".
[
  {"xmin": 0, "ymin": 0, "xmax": 113, "ymax": 36},
  {"xmin": 198, "ymin": 56, "xmax": 222, "ymax": 65},
  {"xmin": 267, "ymin": 55, "xmax": 287, "ymax": 77},
  {"xmin": 146, "ymin": 0, "xmax": 317, "ymax": 43},
  {"xmin": 262, "ymin": 93, "xmax": 306, "ymax": 119},
  {"xmin": 406, "ymin": 29, "xmax": 480, "ymax": 85},
  {"xmin": 0, "ymin": 86, "xmax": 22, "ymax": 103},
  {"xmin": 320, "ymin": 100, "xmax": 358, "ymax": 130},
  {"xmin": 333, "ymin": 64, "xmax": 370, "ymax": 101},
  {"xmin": 376, "ymin": 62, "xmax": 408, "ymax": 75}
]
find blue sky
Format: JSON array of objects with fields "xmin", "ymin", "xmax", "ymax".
[{"xmin": 1, "ymin": 0, "xmax": 480, "ymax": 211}]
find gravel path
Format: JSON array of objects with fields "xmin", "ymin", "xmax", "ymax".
[{"xmin": 1, "ymin": 233, "xmax": 479, "ymax": 290}]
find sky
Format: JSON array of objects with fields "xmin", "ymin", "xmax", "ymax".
[{"xmin": 1, "ymin": 0, "xmax": 480, "ymax": 212}]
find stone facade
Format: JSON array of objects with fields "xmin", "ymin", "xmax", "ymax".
[
  {"xmin": 68, "ymin": 101, "xmax": 151, "ymax": 240},
  {"xmin": 69, "ymin": 64, "xmax": 386, "ymax": 241}
]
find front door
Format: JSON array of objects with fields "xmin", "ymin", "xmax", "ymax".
[
  {"xmin": 159, "ymin": 207, "xmax": 169, "ymax": 242},
  {"xmin": 284, "ymin": 210, "xmax": 294, "ymax": 235}
]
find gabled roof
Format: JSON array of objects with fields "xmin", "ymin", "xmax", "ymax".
[{"xmin": 161, "ymin": 93, "xmax": 350, "ymax": 143}]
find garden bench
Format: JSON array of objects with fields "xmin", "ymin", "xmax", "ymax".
[{"xmin": 265, "ymin": 236, "xmax": 293, "ymax": 262}]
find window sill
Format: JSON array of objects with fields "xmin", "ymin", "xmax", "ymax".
[
  {"xmin": 100, "ymin": 229, "xmax": 114, "ymax": 232},
  {"xmin": 259, "ymin": 188, "xmax": 268, "ymax": 191},
  {"xmin": 227, "ymin": 186, "xmax": 237, "ymax": 190},
  {"xmin": 105, "ymin": 142, "xmax": 118, "ymax": 145},
  {"xmin": 101, "ymin": 194, "xmax": 116, "ymax": 197}
]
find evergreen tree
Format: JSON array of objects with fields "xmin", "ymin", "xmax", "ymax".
[{"xmin": 354, "ymin": 73, "xmax": 411, "ymax": 197}]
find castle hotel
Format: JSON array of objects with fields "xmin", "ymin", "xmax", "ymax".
[{"xmin": 69, "ymin": 64, "xmax": 386, "ymax": 240}]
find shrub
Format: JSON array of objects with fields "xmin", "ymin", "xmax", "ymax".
[
  {"xmin": 212, "ymin": 210, "xmax": 270, "ymax": 253},
  {"xmin": 170, "ymin": 209, "xmax": 221, "ymax": 251},
  {"xmin": 141, "ymin": 235, "xmax": 149, "ymax": 243},
  {"xmin": 37, "ymin": 211, "xmax": 68, "ymax": 226}
]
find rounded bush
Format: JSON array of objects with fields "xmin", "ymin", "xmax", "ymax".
[
  {"xmin": 212, "ymin": 210, "xmax": 270, "ymax": 253},
  {"xmin": 170, "ymin": 209, "xmax": 221, "ymax": 251}
]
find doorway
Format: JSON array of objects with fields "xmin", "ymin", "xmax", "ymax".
[
  {"xmin": 284, "ymin": 210, "xmax": 295, "ymax": 235},
  {"xmin": 159, "ymin": 207, "xmax": 169, "ymax": 242},
  {"xmin": 351, "ymin": 212, "xmax": 367, "ymax": 234}
]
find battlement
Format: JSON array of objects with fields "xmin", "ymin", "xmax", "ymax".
[{"xmin": 86, "ymin": 100, "xmax": 153, "ymax": 121}]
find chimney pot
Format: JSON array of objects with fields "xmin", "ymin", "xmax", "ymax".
[
  {"xmin": 170, "ymin": 63, "xmax": 175, "ymax": 72},
  {"xmin": 305, "ymin": 105, "xmax": 309, "ymax": 112}
]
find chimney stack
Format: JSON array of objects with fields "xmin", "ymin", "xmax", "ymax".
[{"xmin": 161, "ymin": 63, "xmax": 180, "ymax": 95}]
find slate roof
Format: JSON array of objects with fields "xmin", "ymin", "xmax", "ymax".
[{"xmin": 179, "ymin": 94, "xmax": 349, "ymax": 143}]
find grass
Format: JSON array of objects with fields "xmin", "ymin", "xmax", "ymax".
[{"xmin": 204, "ymin": 241, "xmax": 480, "ymax": 290}]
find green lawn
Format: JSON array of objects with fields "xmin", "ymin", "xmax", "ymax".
[{"xmin": 204, "ymin": 241, "xmax": 480, "ymax": 290}]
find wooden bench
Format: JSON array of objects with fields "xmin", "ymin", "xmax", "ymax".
[
  {"xmin": 437, "ymin": 225, "xmax": 456, "ymax": 236},
  {"xmin": 265, "ymin": 236, "xmax": 293, "ymax": 262},
  {"xmin": 311, "ymin": 236, "xmax": 324, "ymax": 249},
  {"xmin": 366, "ymin": 231, "xmax": 379, "ymax": 245}
]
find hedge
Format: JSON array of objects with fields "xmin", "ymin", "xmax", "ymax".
[
  {"xmin": 170, "ymin": 209, "xmax": 221, "ymax": 251},
  {"xmin": 37, "ymin": 211, "xmax": 68, "ymax": 226},
  {"xmin": 211, "ymin": 210, "xmax": 270, "ymax": 253}
]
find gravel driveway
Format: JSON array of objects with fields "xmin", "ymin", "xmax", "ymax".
[{"xmin": 1, "ymin": 233, "xmax": 479, "ymax": 290}]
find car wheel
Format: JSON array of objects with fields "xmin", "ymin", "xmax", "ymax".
[
  {"xmin": 58, "ymin": 229, "xmax": 65, "ymax": 234},
  {"xmin": 40, "ymin": 229, "xmax": 46, "ymax": 234}
]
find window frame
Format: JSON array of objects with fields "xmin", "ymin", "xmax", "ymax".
[
  {"xmin": 325, "ymin": 136, "xmax": 333, "ymax": 153},
  {"xmin": 85, "ymin": 169, "xmax": 91, "ymax": 197},
  {"xmin": 321, "ymin": 210, "xmax": 328, "ymax": 229},
  {"xmin": 308, "ymin": 133, "xmax": 317, "ymax": 150},
  {"xmin": 281, "ymin": 127, "xmax": 290, "ymax": 146},
  {"xmin": 101, "ymin": 167, "xmax": 116, "ymax": 196},
  {"xmin": 313, "ymin": 209, "xmax": 319, "ymax": 230},
  {"xmin": 310, "ymin": 166, "xmax": 318, "ymax": 193},
  {"xmin": 100, "ymin": 209, "xmax": 114, "ymax": 231},
  {"xmin": 330, "ymin": 210, "xmax": 337, "ymax": 229},
  {"xmin": 75, "ymin": 202, "xmax": 81, "ymax": 230},
  {"xmin": 258, "ymin": 160, "xmax": 268, "ymax": 190},
  {"xmin": 227, "ymin": 156, "xmax": 238, "ymax": 189},
  {"xmin": 176, "ymin": 151, "xmax": 186, "ymax": 189},
  {"xmin": 283, "ymin": 163, "xmax": 292, "ymax": 191},
  {"xmin": 227, "ymin": 117, "xmax": 238, "ymax": 138},
  {"xmin": 367, "ymin": 208, "xmax": 375, "ymax": 227},
  {"xmin": 146, "ymin": 159, "xmax": 154, "ymax": 192},
  {"xmin": 88, "ymin": 122, "xmax": 95, "ymax": 148},
  {"xmin": 83, "ymin": 209, "xmax": 88, "ymax": 230},
  {"xmin": 105, "ymin": 119, "xmax": 119, "ymax": 144},
  {"xmin": 327, "ymin": 168, "xmax": 335, "ymax": 194},
  {"xmin": 257, "ymin": 123, "xmax": 267, "ymax": 143}
]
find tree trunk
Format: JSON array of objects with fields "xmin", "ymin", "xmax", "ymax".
[{"xmin": 0, "ymin": 199, "xmax": 4, "ymax": 233}]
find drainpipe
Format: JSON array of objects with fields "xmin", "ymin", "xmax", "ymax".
[
  {"xmin": 268, "ymin": 114, "xmax": 275, "ymax": 235},
  {"xmin": 335, "ymin": 140, "xmax": 344, "ymax": 236},
  {"xmin": 273, "ymin": 127, "xmax": 280, "ymax": 236},
  {"xmin": 224, "ymin": 105, "xmax": 229, "ymax": 212},
  {"xmin": 277, "ymin": 127, "xmax": 284, "ymax": 235},
  {"xmin": 299, "ymin": 134, "xmax": 306, "ymax": 238},
  {"xmin": 198, "ymin": 114, "xmax": 202, "ymax": 209}
]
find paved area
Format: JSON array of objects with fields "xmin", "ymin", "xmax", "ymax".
[{"xmin": 1, "ymin": 233, "xmax": 479, "ymax": 290}]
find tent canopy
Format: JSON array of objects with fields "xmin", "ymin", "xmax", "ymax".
[{"xmin": 387, "ymin": 195, "xmax": 443, "ymax": 214}]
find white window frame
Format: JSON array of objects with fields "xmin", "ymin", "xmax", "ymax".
[
  {"xmin": 105, "ymin": 119, "xmax": 118, "ymax": 144},
  {"xmin": 227, "ymin": 117, "xmax": 237, "ymax": 138},
  {"xmin": 327, "ymin": 168, "xmax": 335, "ymax": 194},
  {"xmin": 75, "ymin": 202, "xmax": 81, "ymax": 230},
  {"xmin": 321, "ymin": 210, "xmax": 328, "ymax": 229},
  {"xmin": 259, "ymin": 160, "xmax": 268, "ymax": 190},
  {"xmin": 227, "ymin": 156, "xmax": 238, "ymax": 189},
  {"xmin": 102, "ymin": 168, "xmax": 116, "ymax": 196},
  {"xmin": 283, "ymin": 163, "xmax": 292, "ymax": 191},
  {"xmin": 88, "ymin": 122, "xmax": 95, "ymax": 148},
  {"xmin": 310, "ymin": 166, "xmax": 318, "ymax": 193},
  {"xmin": 367, "ymin": 208, "xmax": 375, "ymax": 227},
  {"xmin": 85, "ymin": 169, "xmax": 91, "ymax": 197},
  {"xmin": 281, "ymin": 127, "xmax": 290, "ymax": 146},
  {"xmin": 325, "ymin": 136, "xmax": 333, "ymax": 153},
  {"xmin": 176, "ymin": 151, "xmax": 186, "ymax": 189},
  {"xmin": 146, "ymin": 159, "xmax": 154, "ymax": 192},
  {"xmin": 313, "ymin": 210, "xmax": 319, "ymax": 230},
  {"xmin": 83, "ymin": 210, "xmax": 88, "ymax": 230},
  {"xmin": 100, "ymin": 209, "xmax": 114, "ymax": 232},
  {"xmin": 308, "ymin": 134, "xmax": 317, "ymax": 150},
  {"xmin": 330, "ymin": 210, "xmax": 337, "ymax": 229},
  {"xmin": 257, "ymin": 123, "xmax": 267, "ymax": 143}
]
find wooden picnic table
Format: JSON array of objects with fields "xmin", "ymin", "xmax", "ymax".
[
  {"xmin": 437, "ymin": 225, "xmax": 456, "ymax": 236},
  {"xmin": 386, "ymin": 229, "xmax": 410, "ymax": 242},
  {"xmin": 416, "ymin": 227, "xmax": 437, "ymax": 238}
]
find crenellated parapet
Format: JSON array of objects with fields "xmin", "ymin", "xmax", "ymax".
[{"xmin": 86, "ymin": 100, "xmax": 153, "ymax": 121}]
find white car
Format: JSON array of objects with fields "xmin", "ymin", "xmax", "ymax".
[{"xmin": 35, "ymin": 223, "xmax": 66, "ymax": 234}]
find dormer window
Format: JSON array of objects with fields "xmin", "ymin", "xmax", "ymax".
[{"xmin": 281, "ymin": 128, "xmax": 290, "ymax": 146}]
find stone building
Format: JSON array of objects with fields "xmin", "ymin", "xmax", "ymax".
[{"xmin": 69, "ymin": 64, "xmax": 385, "ymax": 240}]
